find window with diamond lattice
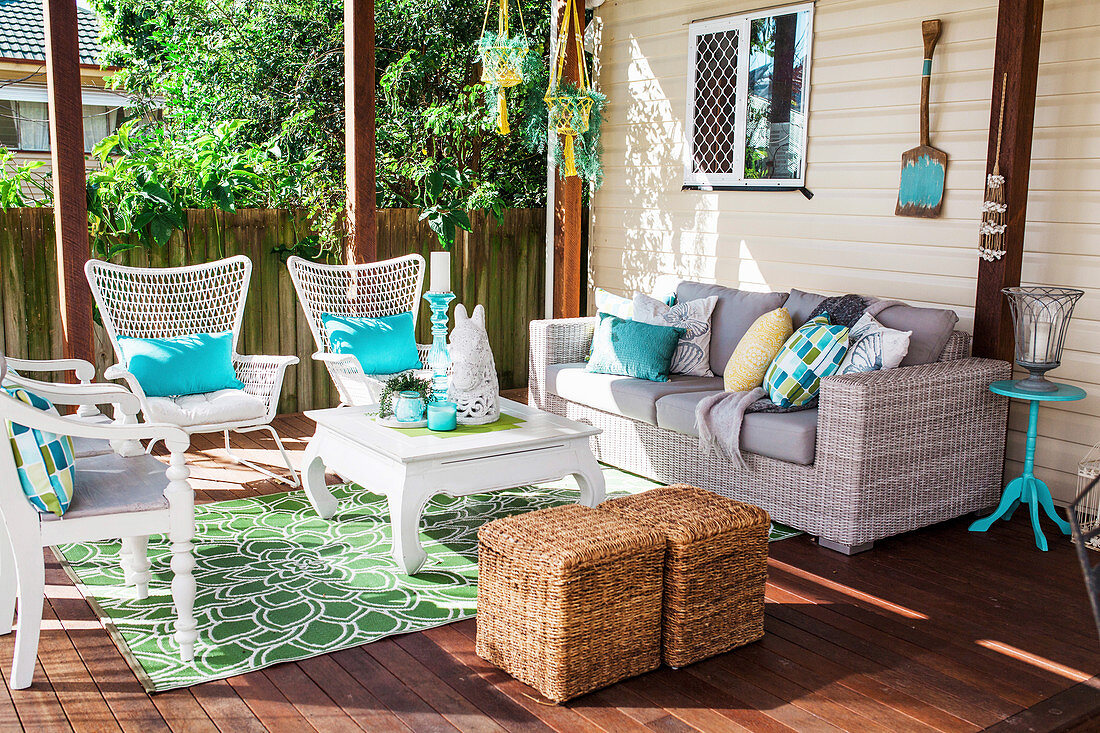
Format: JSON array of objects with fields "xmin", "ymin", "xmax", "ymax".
[{"xmin": 685, "ymin": 3, "xmax": 814, "ymax": 188}]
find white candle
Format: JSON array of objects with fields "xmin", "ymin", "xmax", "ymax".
[
  {"xmin": 430, "ymin": 251, "xmax": 451, "ymax": 293},
  {"xmin": 1028, "ymin": 318, "xmax": 1052, "ymax": 363}
]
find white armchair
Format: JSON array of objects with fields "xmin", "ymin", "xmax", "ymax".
[
  {"xmin": 0, "ymin": 356, "xmax": 198, "ymax": 690},
  {"xmin": 85, "ymin": 255, "xmax": 300, "ymax": 486},
  {"xmin": 287, "ymin": 254, "xmax": 430, "ymax": 405}
]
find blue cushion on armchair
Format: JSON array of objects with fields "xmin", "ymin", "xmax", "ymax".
[
  {"xmin": 118, "ymin": 331, "xmax": 244, "ymax": 397},
  {"xmin": 322, "ymin": 312, "xmax": 422, "ymax": 375}
]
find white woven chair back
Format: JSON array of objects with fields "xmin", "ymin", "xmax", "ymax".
[
  {"xmin": 287, "ymin": 254, "xmax": 425, "ymax": 353},
  {"xmin": 86, "ymin": 256, "xmax": 252, "ymax": 360}
]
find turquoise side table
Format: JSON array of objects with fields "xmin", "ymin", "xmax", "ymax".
[{"xmin": 970, "ymin": 379, "xmax": 1086, "ymax": 551}]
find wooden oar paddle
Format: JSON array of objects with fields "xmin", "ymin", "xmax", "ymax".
[{"xmin": 896, "ymin": 19, "xmax": 947, "ymax": 218}]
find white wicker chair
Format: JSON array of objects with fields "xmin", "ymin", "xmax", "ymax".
[
  {"xmin": 85, "ymin": 255, "xmax": 300, "ymax": 486},
  {"xmin": 287, "ymin": 254, "xmax": 430, "ymax": 405}
]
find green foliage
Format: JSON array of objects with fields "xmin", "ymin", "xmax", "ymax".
[
  {"xmin": 94, "ymin": 0, "xmax": 553, "ymax": 256},
  {"xmin": 515, "ymin": 80, "xmax": 607, "ymax": 191},
  {"xmin": 0, "ymin": 149, "xmax": 53, "ymax": 208},
  {"xmin": 85, "ymin": 118, "xmax": 318, "ymax": 258},
  {"xmin": 378, "ymin": 373, "xmax": 434, "ymax": 418}
]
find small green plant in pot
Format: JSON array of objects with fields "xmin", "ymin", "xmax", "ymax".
[{"xmin": 378, "ymin": 373, "xmax": 434, "ymax": 419}]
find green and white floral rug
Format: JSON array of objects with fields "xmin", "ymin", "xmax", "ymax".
[{"xmin": 56, "ymin": 468, "xmax": 799, "ymax": 692}]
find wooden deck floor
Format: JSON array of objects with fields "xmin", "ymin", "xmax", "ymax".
[{"xmin": 3, "ymin": 408, "xmax": 1100, "ymax": 732}]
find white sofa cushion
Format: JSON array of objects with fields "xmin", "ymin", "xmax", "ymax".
[{"xmin": 145, "ymin": 388, "xmax": 266, "ymax": 428}]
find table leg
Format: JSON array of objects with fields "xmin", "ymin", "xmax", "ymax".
[
  {"xmin": 1034, "ymin": 475, "xmax": 1072, "ymax": 535},
  {"xmin": 572, "ymin": 449, "xmax": 606, "ymax": 507},
  {"xmin": 970, "ymin": 477, "xmax": 1025, "ymax": 533},
  {"xmin": 388, "ymin": 485, "xmax": 429, "ymax": 575},
  {"xmin": 301, "ymin": 440, "xmax": 338, "ymax": 519}
]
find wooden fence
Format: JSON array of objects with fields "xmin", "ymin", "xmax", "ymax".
[{"xmin": 0, "ymin": 207, "xmax": 546, "ymax": 412}]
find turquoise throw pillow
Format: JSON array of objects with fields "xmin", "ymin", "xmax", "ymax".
[
  {"xmin": 322, "ymin": 312, "xmax": 422, "ymax": 375},
  {"xmin": 763, "ymin": 314, "xmax": 850, "ymax": 407},
  {"xmin": 118, "ymin": 331, "xmax": 244, "ymax": 398},
  {"xmin": 586, "ymin": 314, "xmax": 684, "ymax": 382},
  {"xmin": 3, "ymin": 386, "xmax": 76, "ymax": 517}
]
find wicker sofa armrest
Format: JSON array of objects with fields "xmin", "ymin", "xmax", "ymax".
[
  {"xmin": 528, "ymin": 317, "xmax": 598, "ymax": 410},
  {"xmin": 815, "ymin": 357, "xmax": 1012, "ymax": 542}
]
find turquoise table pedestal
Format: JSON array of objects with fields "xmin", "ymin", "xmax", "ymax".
[{"xmin": 970, "ymin": 379, "xmax": 1086, "ymax": 551}]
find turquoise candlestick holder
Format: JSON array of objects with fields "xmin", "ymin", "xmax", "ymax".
[{"xmin": 423, "ymin": 291, "xmax": 456, "ymax": 401}]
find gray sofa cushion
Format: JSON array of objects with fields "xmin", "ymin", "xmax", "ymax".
[
  {"xmin": 42, "ymin": 452, "xmax": 169, "ymax": 521},
  {"xmin": 546, "ymin": 363, "xmax": 721, "ymax": 425},
  {"xmin": 675, "ymin": 281, "xmax": 788, "ymax": 376},
  {"xmin": 783, "ymin": 290, "xmax": 959, "ymax": 365},
  {"xmin": 783, "ymin": 289, "xmax": 828, "ymax": 329},
  {"xmin": 655, "ymin": 390, "xmax": 819, "ymax": 465},
  {"xmin": 875, "ymin": 303, "xmax": 959, "ymax": 366}
]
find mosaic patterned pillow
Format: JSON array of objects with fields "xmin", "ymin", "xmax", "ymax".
[
  {"xmin": 763, "ymin": 314, "xmax": 850, "ymax": 408},
  {"xmin": 2, "ymin": 386, "xmax": 76, "ymax": 516},
  {"xmin": 632, "ymin": 293, "xmax": 719, "ymax": 377},
  {"xmin": 837, "ymin": 312, "xmax": 912, "ymax": 375}
]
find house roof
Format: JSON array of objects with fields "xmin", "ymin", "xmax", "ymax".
[{"xmin": 0, "ymin": 0, "xmax": 102, "ymax": 66}]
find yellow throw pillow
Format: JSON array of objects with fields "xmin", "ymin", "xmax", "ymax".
[{"xmin": 723, "ymin": 308, "xmax": 794, "ymax": 392}]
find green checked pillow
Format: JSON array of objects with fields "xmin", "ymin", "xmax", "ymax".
[
  {"xmin": 3, "ymin": 386, "xmax": 76, "ymax": 516},
  {"xmin": 764, "ymin": 314, "xmax": 850, "ymax": 408}
]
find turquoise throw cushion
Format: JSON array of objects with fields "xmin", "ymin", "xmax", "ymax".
[
  {"xmin": 2, "ymin": 386, "xmax": 76, "ymax": 516},
  {"xmin": 118, "ymin": 331, "xmax": 244, "ymax": 398},
  {"xmin": 586, "ymin": 314, "xmax": 684, "ymax": 382},
  {"xmin": 764, "ymin": 314, "xmax": 850, "ymax": 407},
  {"xmin": 322, "ymin": 312, "xmax": 422, "ymax": 375}
]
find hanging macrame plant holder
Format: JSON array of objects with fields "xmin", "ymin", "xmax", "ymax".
[
  {"xmin": 545, "ymin": 0, "xmax": 593, "ymax": 178},
  {"xmin": 979, "ymin": 73, "xmax": 1009, "ymax": 261},
  {"xmin": 478, "ymin": 0, "xmax": 528, "ymax": 135}
]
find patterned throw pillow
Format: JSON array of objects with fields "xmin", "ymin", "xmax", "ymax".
[
  {"xmin": 586, "ymin": 315, "xmax": 685, "ymax": 382},
  {"xmin": 837, "ymin": 313, "xmax": 911, "ymax": 375},
  {"xmin": 594, "ymin": 288, "xmax": 635, "ymax": 320},
  {"xmin": 724, "ymin": 308, "xmax": 793, "ymax": 392},
  {"xmin": 763, "ymin": 314, "xmax": 850, "ymax": 408},
  {"xmin": 2, "ymin": 387, "xmax": 76, "ymax": 516},
  {"xmin": 631, "ymin": 293, "xmax": 719, "ymax": 377}
]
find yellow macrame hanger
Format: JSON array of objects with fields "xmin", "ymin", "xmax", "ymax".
[
  {"xmin": 479, "ymin": 0, "xmax": 528, "ymax": 135},
  {"xmin": 545, "ymin": 0, "xmax": 592, "ymax": 178}
]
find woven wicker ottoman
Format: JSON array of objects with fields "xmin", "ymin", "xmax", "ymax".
[
  {"xmin": 601, "ymin": 484, "xmax": 770, "ymax": 667},
  {"xmin": 475, "ymin": 503, "xmax": 665, "ymax": 703}
]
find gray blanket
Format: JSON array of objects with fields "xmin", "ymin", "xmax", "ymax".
[{"xmin": 696, "ymin": 298, "xmax": 902, "ymax": 468}]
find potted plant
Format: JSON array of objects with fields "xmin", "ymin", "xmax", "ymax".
[{"xmin": 378, "ymin": 373, "xmax": 435, "ymax": 419}]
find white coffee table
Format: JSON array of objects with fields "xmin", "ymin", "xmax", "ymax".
[{"xmin": 301, "ymin": 398, "xmax": 605, "ymax": 574}]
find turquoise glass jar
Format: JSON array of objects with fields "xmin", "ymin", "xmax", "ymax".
[
  {"xmin": 427, "ymin": 400, "xmax": 458, "ymax": 431},
  {"xmin": 394, "ymin": 391, "xmax": 426, "ymax": 422}
]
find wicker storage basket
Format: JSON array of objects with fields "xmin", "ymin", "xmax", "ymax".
[
  {"xmin": 476, "ymin": 503, "xmax": 665, "ymax": 703},
  {"xmin": 601, "ymin": 484, "xmax": 770, "ymax": 667}
]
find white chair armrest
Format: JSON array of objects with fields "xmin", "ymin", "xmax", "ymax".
[
  {"xmin": 233, "ymin": 354, "xmax": 299, "ymax": 368},
  {"xmin": 0, "ymin": 375, "xmax": 141, "ymax": 418},
  {"xmin": 232, "ymin": 354, "xmax": 298, "ymax": 421},
  {"xmin": 1, "ymin": 392, "xmax": 189, "ymax": 449},
  {"xmin": 5, "ymin": 357, "xmax": 96, "ymax": 383},
  {"xmin": 312, "ymin": 351, "xmax": 359, "ymax": 366},
  {"xmin": 103, "ymin": 364, "xmax": 152, "ymax": 405}
]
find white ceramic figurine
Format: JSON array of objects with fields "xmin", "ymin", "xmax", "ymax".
[{"xmin": 448, "ymin": 304, "xmax": 500, "ymax": 425}]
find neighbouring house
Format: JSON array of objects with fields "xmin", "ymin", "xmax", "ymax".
[
  {"xmin": 589, "ymin": 0, "xmax": 1099, "ymax": 505},
  {"xmin": 0, "ymin": 0, "xmax": 129, "ymax": 191}
]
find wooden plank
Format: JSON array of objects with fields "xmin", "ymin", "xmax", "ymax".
[
  {"xmin": 44, "ymin": 0, "xmax": 93, "ymax": 364},
  {"xmin": 296, "ymin": 654, "xmax": 413, "ymax": 732},
  {"xmin": 225, "ymin": 671, "xmax": 313, "ymax": 733},
  {"xmin": 345, "ymin": 0, "xmax": 377, "ymax": 263},
  {"xmin": 972, "ymin": 0, "xmax": 1045, "ymax": 361},
  {"xmin": 262, "ymin": 664, "xmax": 363, "ymax": 733},
  {"xmin": 986, "ymin": 676, "xmax": 1100, "ymax": 732}
]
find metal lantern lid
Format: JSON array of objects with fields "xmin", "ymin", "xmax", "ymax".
[{"xmin": 1002, "ymin": 286, "xmax": 1083, "ymax": 392}]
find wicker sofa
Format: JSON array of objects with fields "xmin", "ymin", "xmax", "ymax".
[{"xmin": 529, "ymin": 283, "xmax": 1012, "ymax": 554}]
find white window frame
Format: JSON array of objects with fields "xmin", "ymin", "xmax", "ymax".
[{"xmin": 683, "ymin": 2, "xmax": 814, "ymax": 189}]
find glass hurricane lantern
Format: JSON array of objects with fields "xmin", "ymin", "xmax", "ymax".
[{"xmin": 1003, "ymin": 286, "xmax": 1084, "ymax": 393}]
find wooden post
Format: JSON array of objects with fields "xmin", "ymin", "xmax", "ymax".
[
  {"xmin": 972, "ymin": 0, "xmax": 1044, "ymax": 361},
  {"xmin": 552, "ymin": 0, "xmax": 584, "ymax": 319},
  {"xmin": 345, "ymin": 0, "xmax": 377, "ymax": 264},
  {"xmin": 44, "ymin": 0, "xmax": 93, "ymax": 364}
]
